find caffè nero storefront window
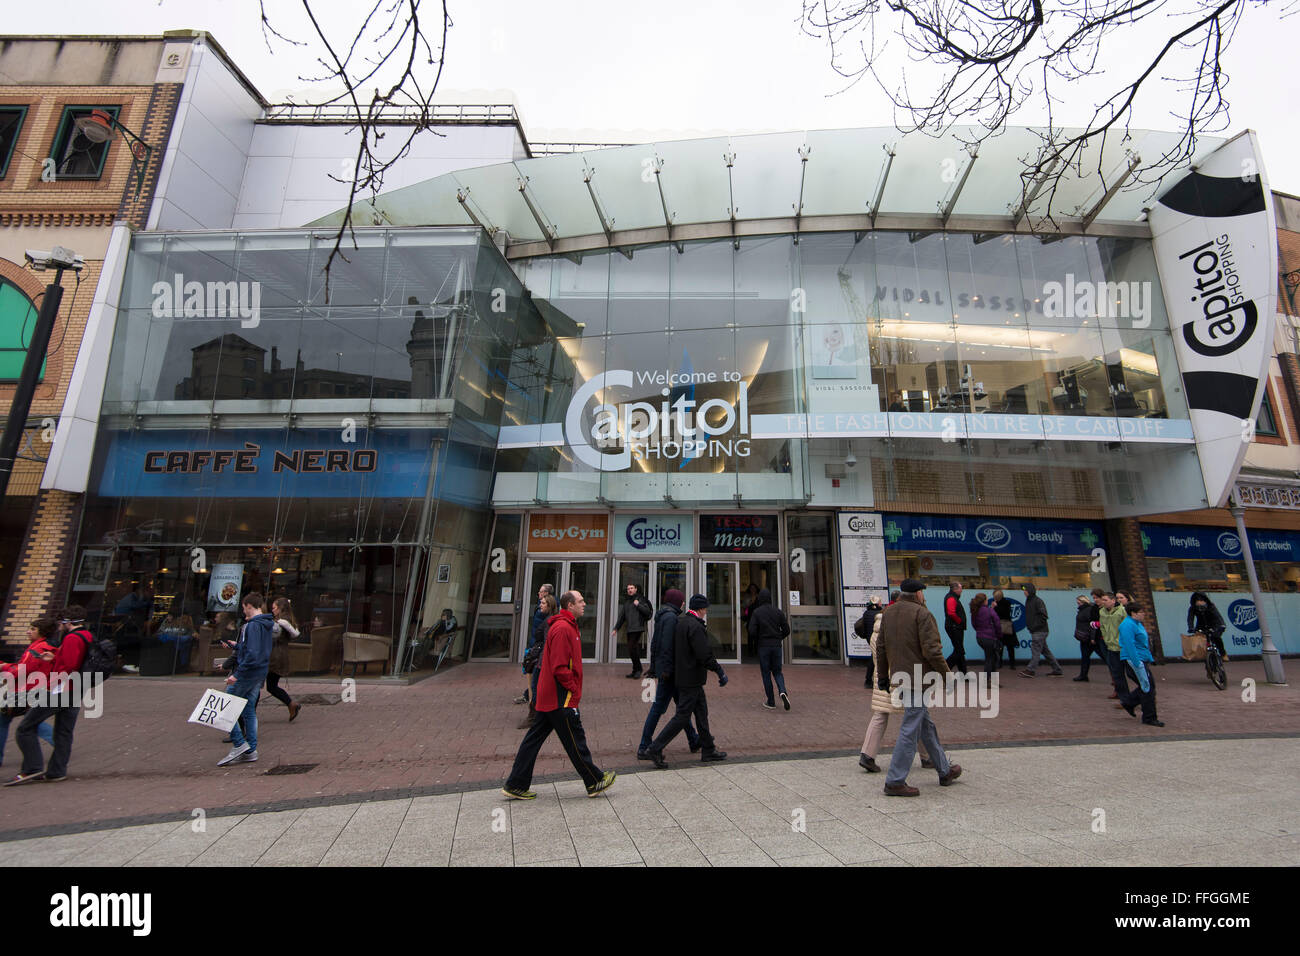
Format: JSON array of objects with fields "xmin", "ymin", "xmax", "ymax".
[
  {"xmin": 72, "ymin": 227, "xmax": 530, "ymax": 676},
  {"xmin": 498, "ymin": 230, "xmax": 1204, "ymax": 517}
]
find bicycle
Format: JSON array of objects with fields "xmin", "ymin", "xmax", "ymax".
[{"xmin": 1199, "ymin": 629, "xmax": 1226, "ymax": 691}]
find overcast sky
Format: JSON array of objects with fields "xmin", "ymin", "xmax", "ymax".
[{"xmin": 6, "ymin": 0, "xmax": 1299, "ymax": 193}]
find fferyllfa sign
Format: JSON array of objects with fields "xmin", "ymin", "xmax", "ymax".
[{"xmin": 1150, "ymin": 131, "xmax": 1278, "ymax": 507}]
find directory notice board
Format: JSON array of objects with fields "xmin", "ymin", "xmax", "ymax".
[{"xmin": 838, "ymin": 512, "xmax": 887, "ymax": 658}]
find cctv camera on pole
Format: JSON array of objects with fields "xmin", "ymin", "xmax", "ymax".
[{"xmin": 0, "ymin": 247, "xmax": 83, "ymax": 503}]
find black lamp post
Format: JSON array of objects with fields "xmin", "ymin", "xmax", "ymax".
[{"xmin": 0, "ymin": 247, "xmax": 83, "ymax": 503}]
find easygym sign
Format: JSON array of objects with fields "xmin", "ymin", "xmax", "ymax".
[
  {"xmin": 527, "ymin": 514, "xmax": 609, "ymax": 553},
  {"xmin": 565, "ymin": 369, "xmax": 751, "ymax": 471}
]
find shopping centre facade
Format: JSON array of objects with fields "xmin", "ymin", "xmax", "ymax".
[{"xmin": 3, "ymin": 33, "xmax": 1299, "ymax": 676}]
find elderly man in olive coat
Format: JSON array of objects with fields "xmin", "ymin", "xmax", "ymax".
[{"xmin": 876, "ymin": 579, "xmax": 962, "ymax": 796}]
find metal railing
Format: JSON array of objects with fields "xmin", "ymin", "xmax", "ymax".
[
  {"xmin": 530, "ymin": 141, "xmax": 637, "ymax": 155},
  {"xmin": 262, "ymin": 103, "xmax": 522, "ymax": 125}
]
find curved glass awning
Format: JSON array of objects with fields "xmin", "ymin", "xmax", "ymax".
[{"xmin": 311, "ymin": 126, "xmax": 1228, "ymax": 257}]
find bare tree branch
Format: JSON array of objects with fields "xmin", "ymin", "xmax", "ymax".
[
  {"xmin": 260, "ymin": 0, "xmax": 452, "ymax": 300},
  {"xmin": 801, "ymin": 0, "xmax": 1286, "ymax": 227}
]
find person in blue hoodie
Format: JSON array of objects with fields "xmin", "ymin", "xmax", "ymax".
[
  {"xmin": 1118, "ymin": 603, "xmax": 1163, "ymax": 727},
  {"xmin": 218, "ymin": 593, "xmax": 276, "ymax": 766}
]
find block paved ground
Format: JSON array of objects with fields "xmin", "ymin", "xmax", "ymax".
[
  {"xmin": 2, "ymin": 738, "xmax": 1298, "ymax": 866},
  {"xmin": 0, "ymin": 658, "xmax": 1296, "ymax": 841}
]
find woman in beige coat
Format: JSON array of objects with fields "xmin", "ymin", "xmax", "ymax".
[{"xmin": 858, "ymin": 599, "xmax": 931, "ymax": 773}]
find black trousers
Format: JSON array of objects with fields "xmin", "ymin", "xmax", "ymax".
[
  {"xmin": 1078, "ymin": 638, "xmax": 1108, "ymax": 678},
  {"xmin": 977, "ymin": 637, "xmax": 1000, "ymax": 675},
  {"xmin": 627, "ymin": 634, "xmax": 644, "ymax": 673},
  {"xmin": 17, "ymin": 704, "xmax": 79, "ymax": 777},
  {"xmin": 1121, "ymin": 662, "xmax": 1157, "ymax": 721},
  {"xmin": 650, "ymin": 685, "xmax": 716, "ymax": 755},
  {"xmin": 945, "ymin": 625, "xmax": 967, "ymax": 671},
  {"xmin": 506, "ymin": 707, "xmax": 603, "ymax": 790},
  {"xmin": 265, "ymin": 671, "xmax": 292, "ymax": 706},
  {"xmin": 1105, "ymin": 646, "xmax": 1129, "ymax": 696},
  {"xmin": 999, "ymin": 628, "xmax": 1017, "ymax": 666}
]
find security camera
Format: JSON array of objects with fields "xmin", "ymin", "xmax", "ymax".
[
  {"xmin": 844, "ymin": 452, "xmax": 857, "ymax": 468},
  {"xmin": 25, "ymin": 247, "xmax": 85, "ymax": 272}
]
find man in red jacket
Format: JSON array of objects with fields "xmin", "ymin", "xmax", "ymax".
[{"xmin": 502, "ymin": 590, "xmax": 616, "ymax": 800}]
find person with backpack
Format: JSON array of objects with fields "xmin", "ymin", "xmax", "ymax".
[
  {"xmin": 267, "ymin": 597, "xmax": 302, "ymax": 722},
  {"xmin": 218, "ymin": 593, "xmax": 276, "ymax": 767},
  {"xmin": 0, "ymin": 618, "xmax": 59, "ymax": 767},
  {"xmin": 856, "ymin": 597, "xmax": 883, "ymax": 688},
  {"xmin": 749, "ymin": 588, "xmax": 792, "ymax": 710},
  {"xmin": 6, "ymin": 606, "xmax": 97, "ymax": 785}
]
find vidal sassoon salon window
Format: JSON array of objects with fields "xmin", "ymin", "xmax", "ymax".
[
  {"xmin": 501, "ymin": 230, "xmax": 1206, "ymax": 519},
  {"xmin": 1142, "ymin": 524, "xmax": 1300, "ymax": 656},
  {"xmin": 882, "ymin": 514, "xmax": 1109, "ymax": 662}
]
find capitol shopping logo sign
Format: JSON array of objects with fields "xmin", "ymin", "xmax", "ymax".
[{"xmin": 566, "ymin": 368, "xmax": 751, "ymax": 471}]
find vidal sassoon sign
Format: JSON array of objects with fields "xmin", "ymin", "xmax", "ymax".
[{"xmin": 1150, "ymin": 131, "xmax": 1278, "ymax": 507}]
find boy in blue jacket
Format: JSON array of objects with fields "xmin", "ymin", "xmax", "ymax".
[
  {"xmin": 219, "ymin": 593, "xmax": 276, "ymax": 766},
  {"xmin": 1118, "ymin": 604, "xmax": 1164, "ymax": 728}
]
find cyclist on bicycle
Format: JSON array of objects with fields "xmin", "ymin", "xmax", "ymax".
[{"xmin": 1187, "ymin": 591, "xmax": 1227, "ymax": 662}]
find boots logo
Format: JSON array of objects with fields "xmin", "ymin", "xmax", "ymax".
[
  {"xmin": 151, "ymin": 273, "xmax": 262, "ymax": 329},
  {"xmin": 1216, "ymin": 532, "xmax": 1242, "ymax": 557},
  {"xmin": 566, "ymin": 369, "xmax": 750, "ymax": 471},
  {"xmin": 1177, "ymin": 238, "xmax": 1257, "ymax": 358},
  {"xmin": 1227, "ymin": 599, "xmax": 1258, "ymax": 632},
  {"xmin": 974, "ymin": 522, "xmax": 1011, "ymax": 549}
]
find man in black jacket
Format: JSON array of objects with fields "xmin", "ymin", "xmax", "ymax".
[
  {"xmin": 646, "ymin": 595, "xmax": 728, "ymax": 768},
  {"xmin": 1020, "ymin": 582, "xmax": 1062, "ymax": 677},
  {"xmin": 611, "ymin": 583, "xmax": 653, "ymax": 678},
  {"xmin": 637, "ymin": 589, "xmax": 699, "ymax": 758},
  {"xmin": 748, "ymin": 589, "xmax": 791, "ymax": 710}
]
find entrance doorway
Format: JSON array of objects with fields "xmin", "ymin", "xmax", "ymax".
[
  {"xmin": 609, "ymin": 560, "xmax": 689, "ymax": 662},
  {"xmin": 699, "ymin": 558, "xmax": 781, "ymax": 663},
  {"xmin": 524, "ymin": 559, "xmax": 605, "ymax": 660}
]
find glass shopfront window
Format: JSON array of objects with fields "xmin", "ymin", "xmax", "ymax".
[
  {"xmin": 72, "ymin": 227, "xmax": 532, "ymax": 677},
  {"xmin": 503, "ymin": 229, "xmax": 1200, "ymax": 516},
  {"xmin": 1142, "ymin": 523, "xmax": 1300, "ymax": 656}
]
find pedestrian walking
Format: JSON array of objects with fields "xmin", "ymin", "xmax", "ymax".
[
  {"xmin": 1019, "ymin": 583, "xmax": 1062, "ymax": 677},
  {"xmin": 637, "ymin": 588, "xmax": 699, "ymax": 758},
  {"xmin": 6, "ymin": 607, "xmax": 94, "ymax": 785},
  {"xmin": 266, "ymin": 597, "xmax": 302, "ymax": 721},
  {"xmin": 502, "ymin": 591, "xmax": 616, "ymax": 799},
  {"xmin": 858, "ymin": 592, "xmax": 932, "ymax": 774},
  {"xmin": 519, "ymin": 592, "xmax": 556, "ymax": 729},
  {"xmin": 1073, "ymin": 592, "xmax": 1106, "ymax": 681},
  {"xmin": 645, "ymin": 595, "xmax": 729, "ymax": 768},
  {"xmin": 942, "ymin": 581, "xmax": 968, "ymax": 672},
  {"xmin": 993, "ymin": 588, "xmax": 1016, "ymax": 668},
  {"xmin": 749, "ymin": 588, "xmax": 792, "ymax": 710},
  {"xmin": 1118, "ymin": 603, "xmax": 1164, "ymax": 727},
  {"xmin": 970, "ymin": 592, "xmax": 1001, "ymax": 676},
  {"xmin": 876, "ymin": 580, "xmax": 960, "ymax": 796},
  {"xmin": 856, "ymin": 596, "xmax": 883, "ymax": 688},
  {"xmin": 1097, "ymin": 591, "xmax": 1130, "ymax": 704},
  {"xmin": 217, "ymin": 594, "xmax": 275, "ymax": 767},
  {"xmin": 611, "ymin": 583, "xmax": 652, "ymax": 679},
  {"xmin": 518, "ymin": 584, "xmax": 552, "ymax": 704},
  {"xmin": 0, "ymin": 619, "xmax": 58, "ymax": 767}
]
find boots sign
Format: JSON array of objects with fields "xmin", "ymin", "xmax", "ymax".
[{"xmin": 1150, "ymin": 130, "xmax": 1277, "ymax": 508}]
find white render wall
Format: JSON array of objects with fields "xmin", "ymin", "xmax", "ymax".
[
  {"xmin": 232, "ymin": 124, "xmax": 525, "ymax": 229},
  {"xmin": 150, "ymin": 41, "xmax": 262, "ymax": 231}
]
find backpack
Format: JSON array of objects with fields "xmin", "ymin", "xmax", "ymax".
[
  {"xmin": 73, "ymin": 628, "xmax": 116, "ymax": 683},
  {"xmin": 854, "ymin": 605, "xmax": 878, "ymax": 639},
  {"xmin": 522, "ymin": 641, "xmax": 544, "ymax": 675}
]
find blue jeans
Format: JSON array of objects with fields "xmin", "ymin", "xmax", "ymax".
[
  {"xmin": 639, "ymin": 677, "xmax": 698, "ymax": 753},
  {"xmin": 885, "ymin": 705, "xmax": 951, "ymax": 785},
  {"xmin": 758, "ymin": 644, "xmax": 787, "ymax": 705},
  {"xmin": 227, "ymin": 674, "xmax": 264, "ymax": 752},
  {"xmin": 0, "ymin": 712, "xmax": 54, "ymax": 765}
]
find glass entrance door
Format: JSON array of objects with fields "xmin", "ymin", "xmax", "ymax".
[
  {"xmin": 610, "ymin": 560, "xmax": 690, "ymax": 662},
  {"xmin": 701, "ymin": 560, "xmax": 739, "ymax": 662},
  {"xmin": 566, "ymin": 560, "xmax": 604, "ymax": 659},
  {"xmin": 737, "ymin": 559, "xmax": 779, "ymax": 663},
  {"xmin": 522, "ymin": 561, "xmax": 562, "ymax": 662}
]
